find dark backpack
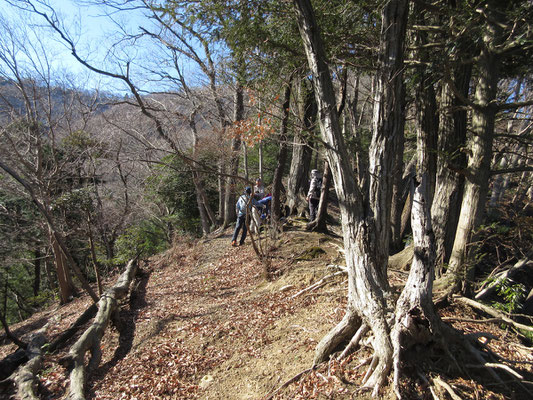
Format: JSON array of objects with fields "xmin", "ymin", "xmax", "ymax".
[{"xmin": 313, "ymin": 178, "xmax": 322, "ymax": 198}]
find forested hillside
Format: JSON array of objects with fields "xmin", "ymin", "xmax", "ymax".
[{"xmin": 0, "ymin": 0, "xmax": 532, "ymax": 399}]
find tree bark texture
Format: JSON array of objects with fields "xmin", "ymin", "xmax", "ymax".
[
  {"xmin": 412, "ymin": 6, "xmax": 438, "ymax": 208},
  {"xmin": 431, "ymin": 63, "xmax": 470, "ymax": 270},
  {"xmin": 217, "ymin": 163, "xmax": 226, "ymax": 224},
  {"xmin": 392, "ymin": 176, "xmax": 439, "ymax": 398},
  {"xmin": 192, "ymin": 169, "xmax": 212, "ymax": 236},
  {"xmin": 390, "ymin": 140, "xmax": 405, "ymax": 253},
  {"xmin": 369, "ymin": 0, "xmax": 408, "ymax": 284},
  {"xmin": 48, "ymin": 304, "xmax": 98, "ymax": 354},
  {"xmin": 12, "ymin": 329, "xmax": 48, "ymax": 400},
  {"xmin": 446, "ymin": 3, "xmax": 502, "ymax": 293},
  {"xmin": 271, "ymin": 80, "xmax": 292, "ymax": 223},
  {"xmin": 50, "ymin": 230, "xmax": 75, "ymax": 304},
  {"xmin": 391, "ymin": 157, "xmax": 415, "ymax": 253},
  {"xmin": 287, "ymin": 80, "xmax": 316, "ymax": 215},
  {"xmin": 223, "ymin": 82, "xmax": 244, "ymax": 227},
  {"xmin": 294, "ymin": 0, "xmax": 409, "ymax": 394},
  {"xmin": 66, "ymin": 259, "xmax": 138, "ymax": 400},
  {"xmin": 488, "ymin": 80, "xmax": 523, "ymax": 209},
  {"xmin": 32, "ymin": 249, "xmax": 41, "ymax": 297}
]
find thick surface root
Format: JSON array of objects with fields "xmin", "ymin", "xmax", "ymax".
[{"xmin": 313, "ymin": 308, "xmax": 361, "ymax": 365}]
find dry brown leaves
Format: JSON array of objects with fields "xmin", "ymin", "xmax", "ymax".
[{"xmin": 2, "ymin": 229, "xmax": 533, "ymax": 400}]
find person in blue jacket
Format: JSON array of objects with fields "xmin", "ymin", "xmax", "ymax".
[{"xmin": 231, "ymin": 186, "xmax": 252, "ymax": 246}]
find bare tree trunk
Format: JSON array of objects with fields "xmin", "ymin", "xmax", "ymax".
[
  {"xmin": 258, "ymin": 141, "xmax": 263, "ymax": 181},
  {"xmin": 287, "ymin": 80, "xmax": 316, "ymax": 215},
  {"xmin": 87, "ymin": 216, "xmax": 103, "ymax": 297},
  {"xmin": 218, "ymin": 163, "xmax": 226, "ymax": 224},
  {"xmin": 446, "ymin": 4, "xmax": 502, "ymax": 294},
  {"xmin": 369, "ymin": 0, "xmax": 408, "ymax": 285},
  {"xmin": 12, "ymin": 328, "xmax": 48, "ymax": 400},
  {"xmin": 243, "ymin": 142, "xmax": 249, "ymax": 181},
  {"xmin": 44, "ymin": 255, "xmax": 56, "ymax": 291},
  {"xmin": 272, "ymin": 81, "xmax": 292, "ymax": 223},
  {"xmin": 189, "ymin": 114, "xmax": 217, "ymax": 233},
  {"xmin": 0, "ymin": 159, "xmax": 98, "ymax": 303},
  {"xmin": 390, "ymin": 139, "xmax": 405, "ymax": 253},
  {"xmin": 347, "ymin": 74, "xmax": 369, "ymax": 189},
  {"xmin": 412, "ymin": 6, "xmax": 438, "ymax": 207},
  {"xmin": 489, "ymin": 80, "xmax": 523, "ymax": 210},
  {"xmin": 224, "ymin": 82, "xmax": 244, "ymax": 227},
  {"xmin": 32, "ymin": 248, "xmax": 41, "ymax": 297},
  {"xmin": 192, "ymin": 169, "xmax": 211, "ymax": 236},
  {"xmin": 0, "ymin": 286, "xmax": 26, "ymax": 348},
  {"xmin": 294, "ymin": 0, "xmax": 409, "ymax": 394},
  {"xmin": 431, "ymin": 63, "xmax": 470, "ymax": 271},
  {"xmin": 50, "ymin": 230, "xmax": 75, "ymax": 304},
  {"xmin": 392, "ymin": 175, "xmax": 439, "ymax": 397}
]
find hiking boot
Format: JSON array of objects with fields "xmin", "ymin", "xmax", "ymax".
[{"xmin": 231, "ymin": 240, "xmax": 237, "ymax": 247}]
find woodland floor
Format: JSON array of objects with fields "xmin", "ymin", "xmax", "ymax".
[{"xmin": 1, "ymin": 218, "xmax": 533, "ymax": 399}]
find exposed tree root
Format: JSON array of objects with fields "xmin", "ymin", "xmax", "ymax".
[
  {"xmin": 11, "ymin": 327, "xmax": 48, "ymax": 400},
  {"xmin": 416, "ymin": 372, "xmax": 441, "ymax": 400},
  {"xmin": 360, "ymin": 326, "xmax": 393, "ymax": 397},
  {"xmin": 2, "ymin": 325, "xmax": 48, "ymax": 400},
  {"xmin": 63, "ymin": 259, "xmax": 138, "ymax": 400},
  {"xmin": 262, "ymin": 366, "xmax": 315, "ymax": 400},
  {"xmin": 465, "ymin": 339, "xmax": 504, "ymax": 384},
  {"xmin": 309, "ymin": 178, "xmax": 530, "ymax": 398},
  {"xmin": 337, "ymin": 323, "xmax": 368, "ymax": 361},
  {"xmin": 432, "ymin": 376, "xmax": 462, "ymax": 400},
  {"xmin": 466, "ymin": 362, "xmax": 524, "ymax": 379},
  {"xmin": 313, "ymin": 308, "xmax": 361, "ymax": 365},
  {"xmin": 0, "ymin": 347, "xmax": 29, "ymax": 382}
]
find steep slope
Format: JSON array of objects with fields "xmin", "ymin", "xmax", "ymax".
[{"xmin": 1, "ymin": 221, "xmax": 532, "ymax": 399}]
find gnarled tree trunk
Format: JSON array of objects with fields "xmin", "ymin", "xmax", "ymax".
[
  {"xmin": 293, "ymin": 0, "xmax": 409, "ymax": 394},
  {"xmin": 392, "ymin": 175, "xmax": 440, "ymax": 398}
]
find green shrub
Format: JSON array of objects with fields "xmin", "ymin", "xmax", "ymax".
[
  {"xmin": 492, "ymin": 278, "xmax": 527, "ymax": 313},
  {"xmin": 113, "ymin": 219, "xmax": 169, "ymax": 265}
]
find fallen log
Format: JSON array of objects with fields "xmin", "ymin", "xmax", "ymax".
[
  {"xmin": 65, "ymin": 259, "xmax": 138, "ymax": 400},
  {"xmin": 48, "ymin": 303, "xmax": 98, "ymax": 354},
  {"xmin": 475, "ymin": 251, "xmax": 533, "ymax": 300},
  {"xmin": 12, "ymin": 327, "xmax": 48, "ymax": 400},
  {"xmin": 454, "ymin": 296, "xmax": 533, "ymax": 333},
  {"xmin": 0, "ymin": 348, "xmax": 28, "ymax": 381}
]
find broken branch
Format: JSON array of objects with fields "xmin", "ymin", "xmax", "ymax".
[{"xmin": 454, "ymin": 296, "xmax": 533, "ymax": 333}]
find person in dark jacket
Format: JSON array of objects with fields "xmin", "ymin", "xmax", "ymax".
[{"xmin": 231, "ymin": 187, "xmax": 252, "ymax": 246}]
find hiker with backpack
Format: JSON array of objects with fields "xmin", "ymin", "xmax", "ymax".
[
  {"xmin": 306, "ymin": 169, "xmax": 322, "ymax": 222},
  {"xmin": 232, "ymin": 186, "xmax": 252, "ymax": 247}
]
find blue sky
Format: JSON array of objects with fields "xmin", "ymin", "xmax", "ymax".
[{"xmin": 1, "ymin": 0, "xmax": 156, "ymax": 95}]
